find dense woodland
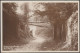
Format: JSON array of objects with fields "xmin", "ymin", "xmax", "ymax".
[{"xmin": 3, "ymin": 2, "xmax": 78, "ymax": 51}]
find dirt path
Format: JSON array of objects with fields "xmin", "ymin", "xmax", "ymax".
[
  {"xmin": 12, "ymin": 22, "xmax": 53, "ymax": 51},
  {"xmin": 13, "ymin": 37, "xmax": 45, "ymax": 51}
]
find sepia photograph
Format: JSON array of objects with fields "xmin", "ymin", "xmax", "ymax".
[{"xmin": 1, "ymin": 1, "xmax": 79, "ymax": 52}]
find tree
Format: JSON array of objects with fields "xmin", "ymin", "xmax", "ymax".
[
  {"xmin": 3, "ymin": 3, "xmax": 19, "ymax": 45},
  {"xmin": 43, "ymin": 3, "xmax": 78, "ymax": 42}
]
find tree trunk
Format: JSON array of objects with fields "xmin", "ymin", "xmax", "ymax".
[{"xmin": 54, "ymin": 21, "xmax": 67, "ymax": 42}]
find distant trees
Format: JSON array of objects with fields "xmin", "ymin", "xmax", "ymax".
[{"xmin": 17, "ymin": 3, "xmax": 32, "ymax": 42}]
